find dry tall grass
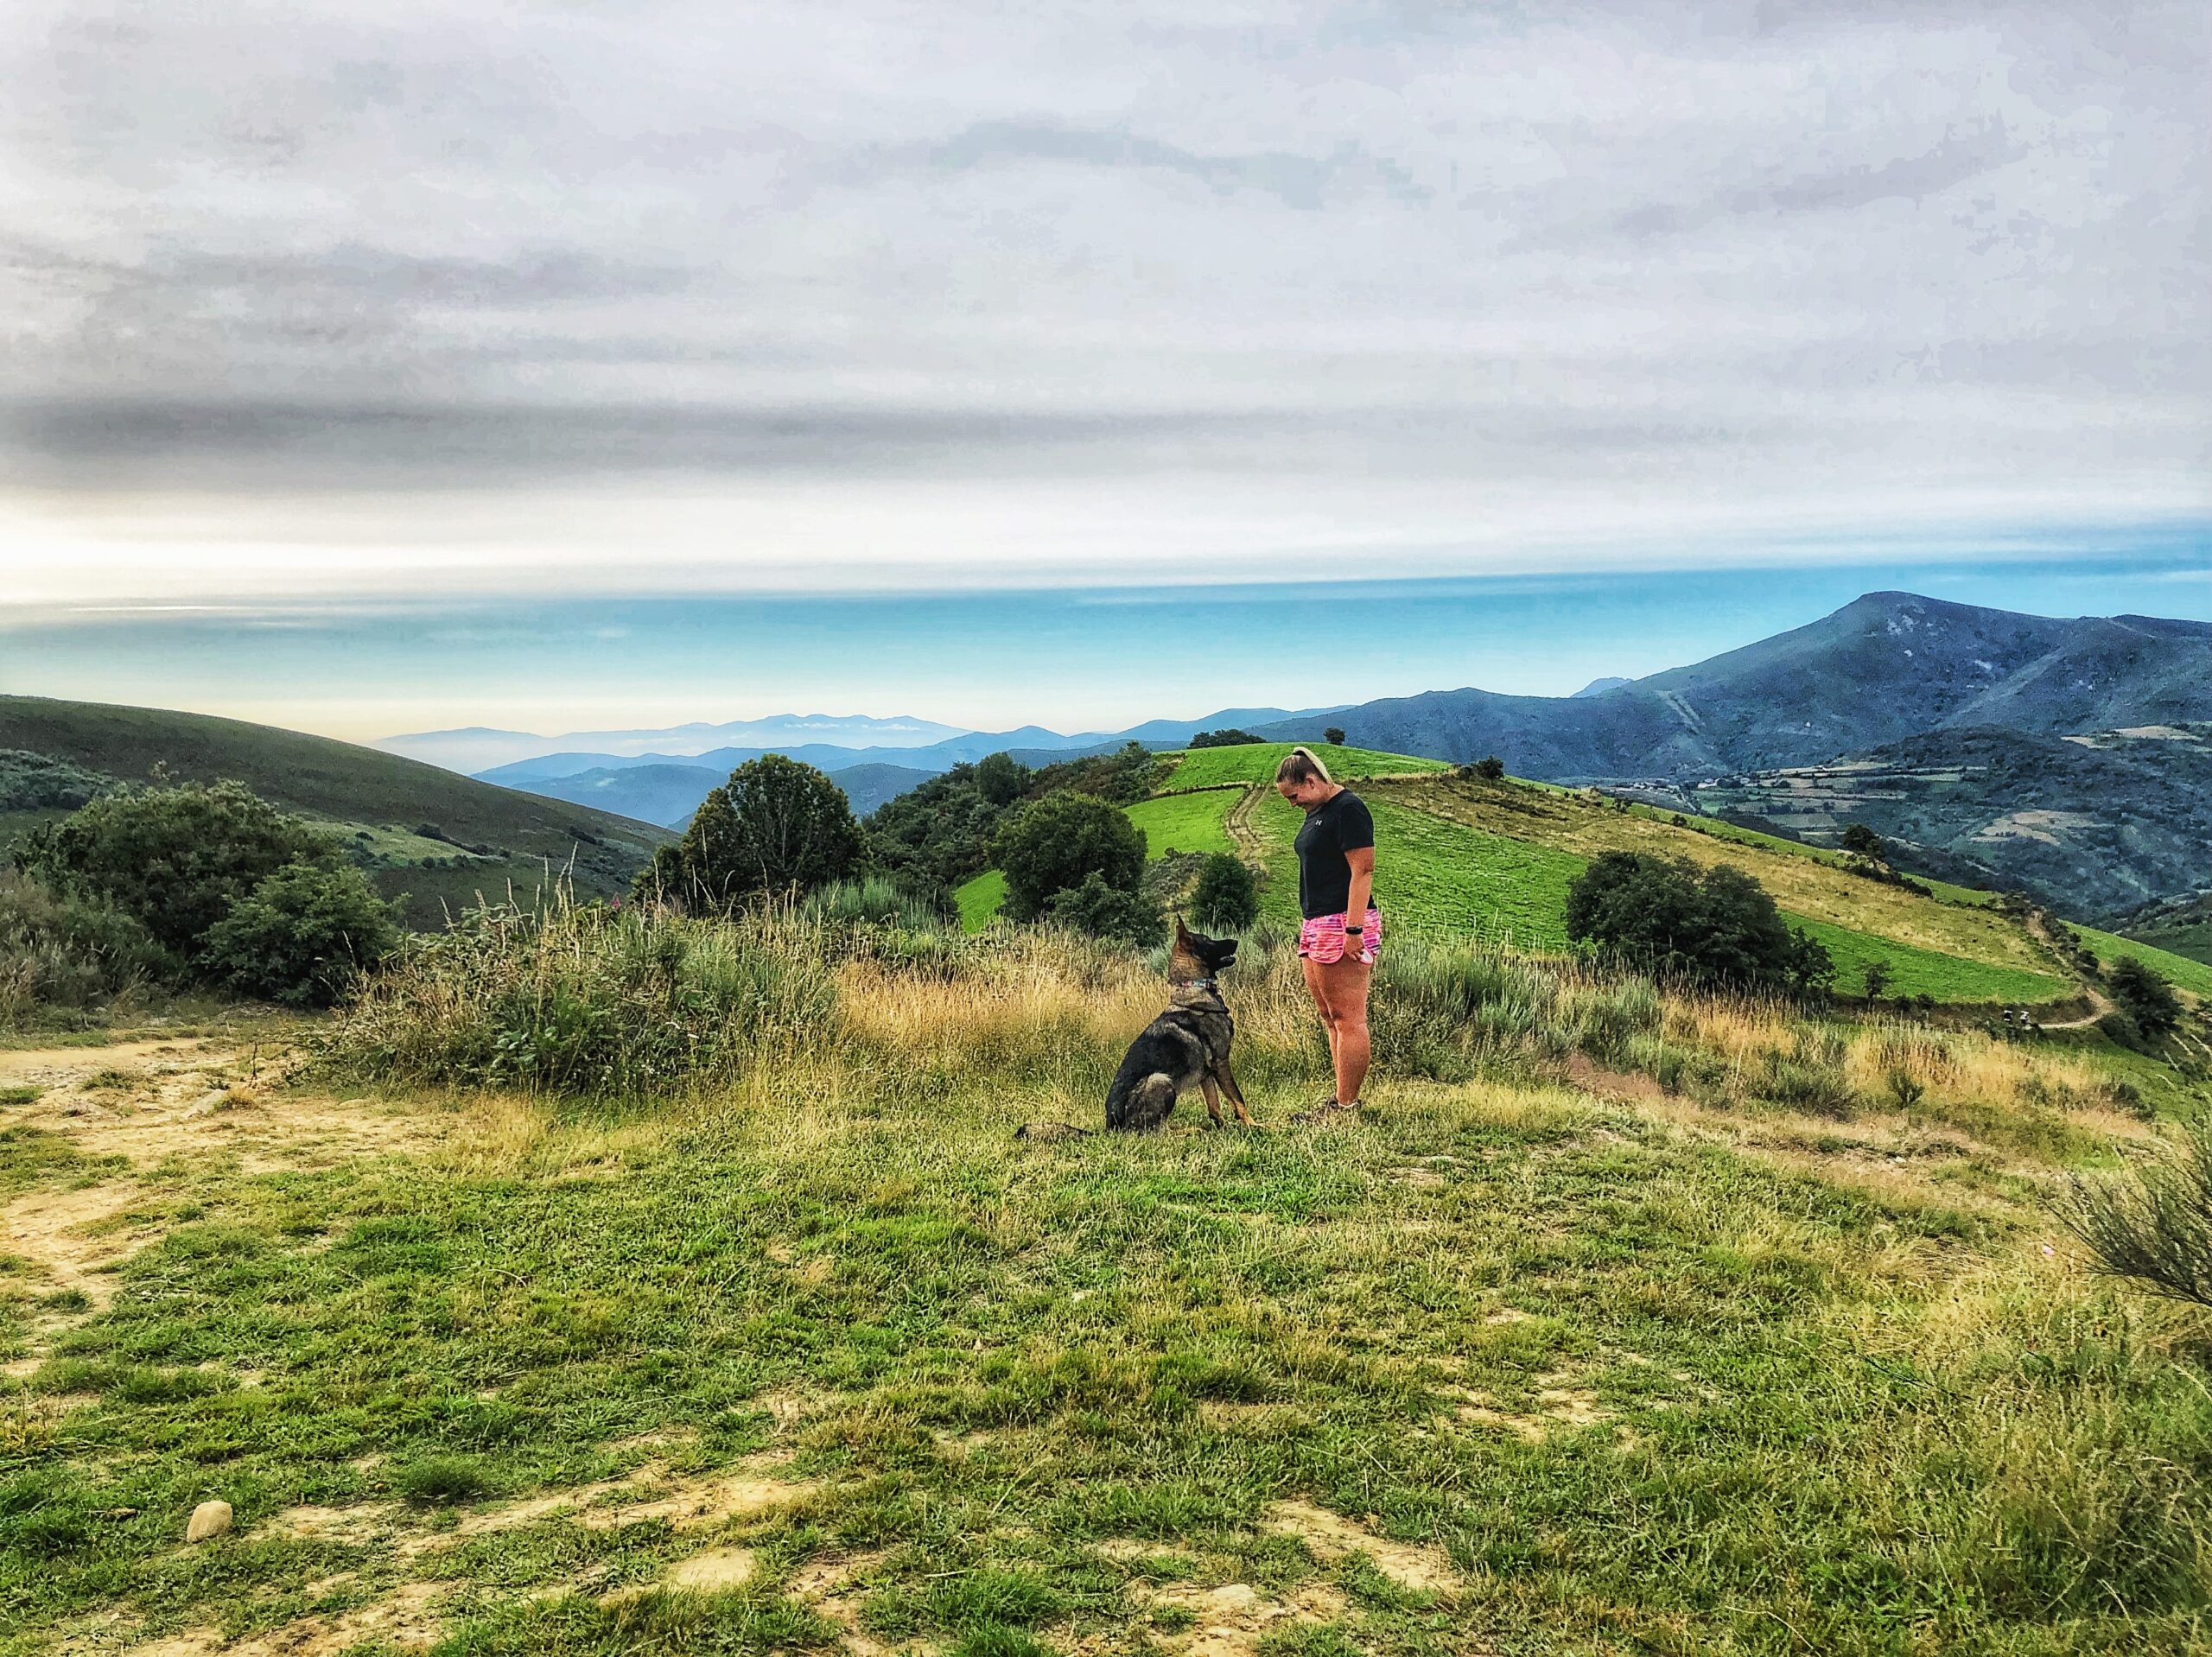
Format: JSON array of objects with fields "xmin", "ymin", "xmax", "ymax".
[{"xmin": 321, "ymin": 885, "xmax": 2143, "ymax": 1167}]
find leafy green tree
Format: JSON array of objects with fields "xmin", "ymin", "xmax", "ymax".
[
  {"xmin": 994, "ymin": 793, "xmax": 1144, "ymax": 922},
  {"xmin": 1860, "ymin": 958, "xmax": 1894, "ymax": 1003},
  {"xmin": 1565, "ymin": 851, "xmax": 1832, "ymax": 998},
  {"xmin": 643, "ymin": 755, "xmax": 866, "ymax": 910},
  {"xmin": 974, "ymin": 752, "xmax": 1028, "ymax": 806},
  {"xmin": 1475, "ymin": 755, "xmax": 1505, "ymax": 780},
  {"xmin": 1323, "ymin": 727, "xmax": 1346, "ymax": 746},
  {"xmin": 2109, "ymin": 956, "xmax": 2183, "ymax": 1040},
  {"xmin": 1841, "ymin": 822, "xmax": 1887, "ymax": 861},
  {"xmin": 1190, "ymin": 853, "xmax": 1259, "ymax": 931},
  {"xmin": 1043, "ymin": 871, "xmax": 1166, "ymax": 947},
  {"xmin": 200, "ymin": 860, "xmax": 401, "ymax": 1007},
  {"xmin": 1189, "ymin": 728, "xmax": 1262, "ymax": 749},
  {"xmin": 16, "ymin": 779, "xmax": 335, "ymax": 955}
]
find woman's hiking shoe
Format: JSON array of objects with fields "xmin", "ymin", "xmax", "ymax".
[{"xmin": 1290, "ymin": 1098, "xmax": 1354, "ymax": 1124}]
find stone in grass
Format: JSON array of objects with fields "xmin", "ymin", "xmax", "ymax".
[{"xmin": 186, "ymin": 1500, "xmax": 233, "ymax": 1543}]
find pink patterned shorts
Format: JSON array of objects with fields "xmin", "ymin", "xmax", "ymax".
[{"xmin": 1297, "ymin": 908, "xmax": 1381, "ymax": 966}]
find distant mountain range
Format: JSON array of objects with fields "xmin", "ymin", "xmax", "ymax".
[
  {"xmin": 408, "ymin": 708, "xmax": 1338, "ymax": 828},
  {"xmin": 385, "ymin": 707, "xmax": 1329, "ymax": 780},
  {"xmin": 1251, "ymin": 592, "xmax": 2212, "ymax": 781}
]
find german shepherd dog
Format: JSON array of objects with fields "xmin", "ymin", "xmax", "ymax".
[{"xmin": 1103, "ymin": 917, "xmax": 1252, "ymax": 1132}]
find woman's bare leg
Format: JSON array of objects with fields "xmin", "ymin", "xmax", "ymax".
[
  {"xmin": 1319, "ymin": 956, "xmax": 1372, "ymax": 1105},
  {"xmin": 1301, "ymin": 957, "xmax": 1341, "ymax": 1091}
]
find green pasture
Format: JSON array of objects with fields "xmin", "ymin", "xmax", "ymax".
[
  {"xmin": 2067, "ymin": 924, "xmax": 2212, "ymax": 1001},
  {"xmin": 1125, "ymin": 790, "xmax": 1240, "ymax": 861},
  {"xmin": 1159, "ymin": 743, "xmax": 1452, "ymax": 794}
]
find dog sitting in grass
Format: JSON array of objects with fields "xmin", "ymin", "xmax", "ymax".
[
  {"xmin": 1107, "ymin": 917, "xmax": 1252, "ymax": 1131},
  {"xmin": 1016, "ymin": 917, "xmax": 1252, "ymax": 1140}
]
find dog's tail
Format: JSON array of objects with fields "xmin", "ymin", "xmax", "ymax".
[{"xmin": 1015, "ymin": 1121, "xmax": 1093, "ymax": 1143}]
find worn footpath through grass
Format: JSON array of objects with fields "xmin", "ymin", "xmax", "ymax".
[{"xmin": 4, "ymin": 963, "xmax": 2211, "ymax": 1657}]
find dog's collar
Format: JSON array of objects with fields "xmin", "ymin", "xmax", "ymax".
[{"xmin": 1179, "ymin": 976, "xmax": 1218, "ymax": 992}]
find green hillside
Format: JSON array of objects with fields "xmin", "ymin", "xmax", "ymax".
[
  {"xmin": 953, "ymin": 742, "xmax": 2152, "ymax": 1006},
  {"xmin": 1125, "ymin": 789, "xmax": 1240, "ymax": 860},
  {"xmin": 0, "ymin": 695, "xmax": 672, "ymax": 926},
  {"xmin": 1160, "ymin": 741, "xmax": 1452, "ymax": 792},
  {"xmin": 2068, "ymin": 922, "xmax": 2212, "ymax": 1001}
]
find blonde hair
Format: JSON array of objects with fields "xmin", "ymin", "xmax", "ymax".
[{"xmin": 1274, "ymin": 745, "xmax": 1334, "ymax": 786}]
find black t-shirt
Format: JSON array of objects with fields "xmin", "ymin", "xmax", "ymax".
[{"xmin": 1294, "ymin": 788, "xmax": 1376, "ymax": 919}]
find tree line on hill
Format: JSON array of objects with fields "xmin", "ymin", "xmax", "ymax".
[{"xmin": 635, "ymin": 743, "xmax": 1258, "ymax": 947}]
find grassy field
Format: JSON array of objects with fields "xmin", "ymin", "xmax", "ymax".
[
  {"xmin": 1160, "ymin": 744, "xmax": 1452, "ymax": 794},
  {"xmin": 2067, "ymin": 924, "xmax": 2212, "ymax": 1001},
  {"xmin": 1125, "ymin": 790, "xmax": 1241, "ymax": 861},
  {"xmin": 1789, "ymin": 918, "xmax": 2070, "ymax": 1006},
  {"xmin": 1385, "ymin": 778, "xmax": 2065, "ymax": 999},
  {"xmin": 1249, "ymin": 790, "xmax": 1582, "ymax": 949},
  {"xmin": 955, "ymin": 870, "xmax": 1007, "ymax": 932},
  {"xmin": 3, "ymin": 912, "xmax": 2207, "ymax": 1657},
  {"xmin": 960, "ymin": 758, "xmax": 2076, "ymax": 1005}
]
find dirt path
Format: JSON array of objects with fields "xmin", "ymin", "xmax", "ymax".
[
  {"xmin": 1224, "ymin": 784, "xmax": 1268, "ymax": 866},
  {"xmin": 1, "ymin": 1037, "xmax": 435, "ymax": 1377},
  {"xmin": 2018, "ymin": 909, "xmax": 2118, "ymax": 1029}
]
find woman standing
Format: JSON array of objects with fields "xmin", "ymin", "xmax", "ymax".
[{"xmin": 1274, "ymin": 746, "xmax": 1377, "ymax": 1117}]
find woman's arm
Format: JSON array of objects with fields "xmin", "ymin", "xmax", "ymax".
[{"xmin": 1344, "ymin": 845, "xmax": 1375, "ymax": 926}]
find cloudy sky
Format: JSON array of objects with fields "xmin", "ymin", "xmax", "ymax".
[{"xmin": 1, "ymin": 1, "xmax": 2206, "ymax": 728}]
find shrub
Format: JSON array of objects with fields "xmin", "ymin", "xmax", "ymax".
[
  {"xmin": 994, "ymin": 794, "xmax": 1144, "ymax": 923},
  {"xmin": 0, "ymin": 871, "xmax": 177, "ymax": 1022},
  {"xmin": 1474, "ymin": 755, "xmax": 1505, "ymax": 781},
  {"xmin": 803, "ymin": 875, "xmax": 949, "ymax": 931},
  {"xmin": 199, "ymin": 859, "xmax": 401, "ymax": 1007},
  {"xmin": 322, "ymin": 888, "xmax": 837, "ymax": 1097},
  {"xmin": 2063, "ymin": 1114, "xmax": 2212, "ymax": 1308},
  {"xmin": 1042, "ymin": 872, "xmax": 1166, "ymax": 948},
  {"xmin": 639, "ymin": 754, "xmax": 866, "ymax": 911},
  {"xmin": 2108, "ymin": 957, "xmax": 2183, "ymax": 1041},
  {"xmin": 0, "ymin": 751, "xmax": 115, "ymax": 813},
  {"xmin": 1189, "ymin": 854, "xmax": 1258, "ymax": 932},
  {"xmin": 1188, "ymin": 728, "xmax": 1262, "ymax": 749},
  {"xmin": 1564, "ymin": 851, "xmax": 1834, "ymax": 999},
  {"xmin": 15, "ymin": 780, "xmax": 336, "ymax": 955},
  {"xmin": 1323, "ymin": 727, "xmax": 1346, "ymax": 746}
]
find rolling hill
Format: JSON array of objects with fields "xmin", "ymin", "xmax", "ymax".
[
  {"xmin": 958, "ymin": 740, "xmax": 2211, "ymax": 1010},
  {"xmin": 0, "ymin": 695, "xmax": 672, "ymax": 925}
]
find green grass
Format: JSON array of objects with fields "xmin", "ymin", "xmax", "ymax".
[
  {"xmin": 2067, "ymin": 924, "xmax": 2212, "ymax": 1000},
  {"xmin": 1250, "ymin": 790, "xmax": 1582, "ymax": 948},
  {"xmin": 1386, "ymin": 778, "xmax": 2062, "ymax": 996},
  {"xmin": 1124, "ymin": 790, "xmax": 1240, "ymax": 861},
  {"xmin": 1159, "ymin": 743, "xmax": 1452, "ymax": 794},
  {"xmin": 956, "ymin": 869, "xmax": 1007, "ymax": 931},
  {"xmin": 6, "ymin": 1023, "xmax": 2208, "ymax": 1655},
  {"xmin": 1792, "ymin": 919, "xmax": 2068, "ymax": 1006},
  {"xmin": 1247, "ymin": 786, "xmax": 2067, "ymax": 1002}
]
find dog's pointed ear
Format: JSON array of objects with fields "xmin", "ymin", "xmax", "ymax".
[{"xmin": 1173, "ymin": 912, "xmax": 1194, "ymax": 946}]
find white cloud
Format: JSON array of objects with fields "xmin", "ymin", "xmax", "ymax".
[{"xmin": 1, "ymin": 0, "xmax": 2204, "ymax": 600}]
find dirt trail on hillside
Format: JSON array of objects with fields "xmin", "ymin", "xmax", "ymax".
[
  {"xmin": 1, "ymin": 1037, "xmax": 435, "ymax": 1377},
  {"xmin": 1224, "ymin": 785, "xmax": 1268, "ymax": 865},
  {"xmin": 2019, "ymin": 910, "xmax": 2117, "ymax": 1029}
]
